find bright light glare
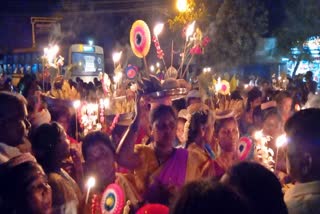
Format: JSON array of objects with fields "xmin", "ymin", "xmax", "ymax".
[
  {"xmin": 150, "ymin": 65, "xmax": 155, "ymax": 72},
  {"xmin": 154, "ymin": 23, "xmax": 164, "ymax": 37},
  {"xmin": 177, "ymin": 0, "xmax": 188, "ymax": 12},
  {"xmin": 112, "ymin": 51, "xmax": 122, "ymax": 63},
  {"xmin": 156, "ymin": 62, "xmax": 160, "ymax": 68},
  {"xmin": 44, "ymin": 44, "xmax": 59, "ymax": 65},
  {"xmin": 87, "ymin": 177, "xmax": 96, "ymax": 188},
  {"xmin": 73, "ymin": 100, "xmax": 81, "ymax": 109},
  {"xmin": 276, "ymin": 134, "xmax": 287, "ymax": 148},
  {"xmin": 215, "ymin": 77, "xmax": 222, "ymax": 91},
  {"xmin": 103, "ymin": 98, "xmax": 110, "ymax": 108},
  {"xmin": 203, "ymin": 67, "xmax": 211, "ymax": 73},
  {"xmin": 254, "ymin": 130, "xmax": 263, "ymax": 140},
  {"xmin": 186, "ymin": 21, "xmax": 196, "ymax": 41},
  {"xmin": 88, "ymin": 40, "xmax": 93, "ymax": 46}
]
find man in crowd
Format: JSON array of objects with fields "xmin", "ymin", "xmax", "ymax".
[
  {"xmin": 0, "ymin": 91, "xmax": 31, "ymax": 163},
  {"xmin": 284, "ymin": 108, "xmax": 320, "ymax": 214},
  {"xmin": 305, "ymin": 71, "xmax": 318, "ymax": 95}
]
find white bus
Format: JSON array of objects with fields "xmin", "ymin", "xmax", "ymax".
[{"xmin": 68, "ymin": 44, "xmax": 104, "ymax": 82}]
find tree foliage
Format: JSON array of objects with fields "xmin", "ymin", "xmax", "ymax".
[
  {"xmin": 168, "ymin": 0, "xmax": 208, "ymax": 31},
  {"xmin": 205, "ymin": 0, "xmax": 268, "ymax": 71}
]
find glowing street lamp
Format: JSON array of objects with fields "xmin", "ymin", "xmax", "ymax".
[
  {"xmin": 177, "ymin": 0, "xmax": 188, "ymax": 12},
  {"xmin": 154, "ymin": 23, "xmax": 164, "ymax": 38}
]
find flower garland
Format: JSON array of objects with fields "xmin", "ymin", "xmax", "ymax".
[
  {"xmin": 183, "ymin": 113, "xmax": 192, "ymax": 144},
  {"xmin": 253, "ymin": 130, "xmax": 275, "ymax": 171}
]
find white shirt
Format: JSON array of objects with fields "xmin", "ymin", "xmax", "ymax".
[{"xmin": 285, "ymin": 180, "xmax": 320, "ymax": 214}]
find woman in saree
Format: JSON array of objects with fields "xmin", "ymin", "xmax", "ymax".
[
  {"xmin": 81, "ymin": 131, "xmax": 141, "ymax": 214},
  {"xmin": 213, "ymin": 111, "xmax": 241, "ymax": 178},
  {"xmin": 116, "ymin": 98, "xmax": 203, "ymax": 205},
  {"xmin": 185, "ymin": 103, "xmax": 217, "ymax": 177},
  {"xmin": 31, "ymin": 122, "xmax": 82, "ymax": 214}
]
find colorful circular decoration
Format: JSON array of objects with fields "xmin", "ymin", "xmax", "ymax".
[
  {"xmin": 218, "ymin": 80, "xmax": 230, "ymax": 95},
  {"xmin": 136, "ymin": 204, "xmax": 169, "ymax": 214},
  {"xmin": 238, "ymin": 136, "xmax": 254, "ymax": 161},
  {"xmin": 100, "ymin": 183, "xmax": 125, "ymax": 214},
  {"xmin": 130, "ymin": 20, "xmax": 151, "ymax": 58},
  {"xmin": 125, "ymin": 65, "xmax": 138, "ymax": 80}
]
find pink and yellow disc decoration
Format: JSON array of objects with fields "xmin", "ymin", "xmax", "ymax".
[
  {"xmin": 100, "ymin": 183, "xmax": 125, "ymax": 214},
  {"xmin": 130, "ymin": 20, "xmax": 151, "ymax": 58}
]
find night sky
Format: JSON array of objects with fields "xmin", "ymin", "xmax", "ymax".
[
  {"xmin": 0, "ymin": 0, "xmax": 170, "ymax": 50},
  {"xmin": 0, "ymin": 0, "xmax": 285, "ymax": 70}
]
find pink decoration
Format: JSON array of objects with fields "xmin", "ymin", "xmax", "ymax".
[
  {"xmin": 100, "ymin": 183, "xmax": 125, "ymax": 214},
  {"xmin": 202, "ymin": 36, "xmax": 211, "ymax": 47},
  {"xmin": 190, "ymin": 45, "xmax": 203, "ymax": 55},
  {"xmin": 152, "ymin": 36, "xmax": 165, "ymax": 59}
]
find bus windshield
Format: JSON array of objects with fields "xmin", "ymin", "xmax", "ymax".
[{"xmin": 69, "ymin": 44, "xmax": 104, "ymax": 78}]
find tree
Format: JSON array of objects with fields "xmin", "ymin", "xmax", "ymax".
[
  {"xmin": 275, "ymin": 0, "xmax": 320, "ymax": 77},
  {"xmin": 205, "ymin": 0, "xmax": 268, "ymax": 71},
  {"xmin": 168, "ymin": 0, "xmax": 209, "ymax": 31}
]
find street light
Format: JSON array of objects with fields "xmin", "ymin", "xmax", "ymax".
[{"xmin": 177, "ymin": 0, "xmax": 188, "ymax": 12}]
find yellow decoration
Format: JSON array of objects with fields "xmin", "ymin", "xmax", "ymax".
[
  {"xmin": 130, "ymin": 20, "xmax": 151, "ymax": 58},
  {"xmin": 195, "ymin": 27, "xmax": 203, "ymax": 44},
  {"xmin": 105, "ymin": 98, "xmax": 135, "ymax": 115},
  {"xmin": 218, "ymin": 80, "xmax": 230, "ymax": 95},
  {"xmin": 50, "ymin": 79, "xmax": 80, "ymax": 100},
  {"xmin": 230, "ymin": 74, "xmax": 238, "ymax": 92},
  {"xmin": 106, "ymin": 197, "xmax": 114, "ymax": 206}
]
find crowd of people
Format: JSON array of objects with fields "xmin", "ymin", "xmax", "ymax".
[{"xmin": 0, "ymin": 70, "xmax": 320, "ymax": 214}]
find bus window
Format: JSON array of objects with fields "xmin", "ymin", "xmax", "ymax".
[{"xmin": 25, "ymin": 53, "xmax": 32, "ymax": 64}]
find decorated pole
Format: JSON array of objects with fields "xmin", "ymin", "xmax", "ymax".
[
  {"xmin": 153, "ymin": 23, "xmax": 167, "ymax": 73},
  {"xmin": 179, "ymin": 21, "xmax": 195, "ymax": 78}
]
